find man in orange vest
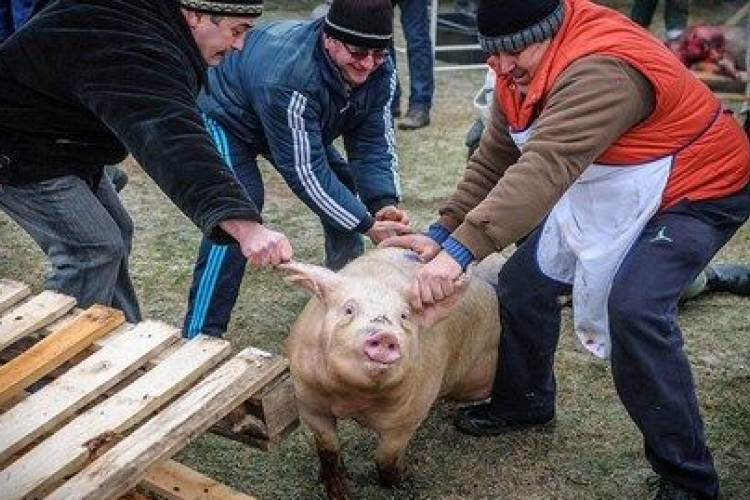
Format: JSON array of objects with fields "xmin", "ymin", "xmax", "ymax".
[{"xmin": 383, "ymin": 0, "xmax": 750, "ymax": 497}]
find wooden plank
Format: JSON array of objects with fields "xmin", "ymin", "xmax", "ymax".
[
  {"xmin": 0, "ymin": 279, "xmax": 30, "ymax": 314},
  {"xmin": 211, "ymin": 369, "xmax": 298, "ymax": 451},
  {"xmin": 692, "ymin": 70, "xmax": 747, "ymax": 93},
  {"xmin": 0, "ymin": 305, "xmax": 124, "ymax": 407},
  {"xmin": 715, "ymin": 92, "xmax": 747, "ymax": 102},
  {"xmin": 0, "ymin": 321, "xmax": 178, "ymax": 464},
  {"xmin": 46, "ymin": 348, "xmax": 288, "ymax": 500},
  {"xmin": 0, "ymin": 336, "xmax": 231, "ymax": 500},
  {"xmin": 0, "ymin": 290, "xmax": 76, "ymax": 351},
  {"xmin": 139, "ymin": 459, "xmax": 258, "ymax": 500}
]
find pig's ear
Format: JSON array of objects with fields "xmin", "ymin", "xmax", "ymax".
[
  {"xmin": 278, "ymin": 261, "xmax": 343, "ymax": 300},
  {"xmin": 415, "ymin": 276, "xmax": 470, "ymax": 328}
]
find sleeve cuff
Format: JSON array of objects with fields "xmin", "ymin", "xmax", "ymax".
[
  {"xmin": 355, "ymin": 215, "xmax": 376, "ymax": 234},
  {"xmin": 425, "ymin": 222, "xmax": 451, "ymax": 244},
  {"xmin": 442, "ymin": 237, "xmax": 475, "ymax": 270}
]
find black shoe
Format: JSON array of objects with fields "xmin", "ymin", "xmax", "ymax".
[
  {"xmin": 648, "ymin": 477, "xmax": 709, "ymax": 500},
  {"xmin": 705, "ymin": 263, "xmax": 750, "ymax": 296},
  {"xmin": 397, "ymin": 108, "xmax": 430, "ymax": 130},
  {"xmin": 454, "ymin": 402, "xmax": 555, "ymax": 437},
  {"xmin": 105, "ymin": 164, "xmax": 129, "ymax": 193}
]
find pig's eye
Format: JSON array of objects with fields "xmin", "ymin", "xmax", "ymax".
[
  {"xmin": 342, "ymin": 299, "xmax": 358, "ymax": 317},
  {"xmin": 400, "ymin": 310, "xmax": 410, "ymax": 321}
]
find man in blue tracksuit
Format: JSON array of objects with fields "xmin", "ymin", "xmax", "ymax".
[{"xmin": 184, "ymin": 0, "xmax": 407, "ymax": 337}]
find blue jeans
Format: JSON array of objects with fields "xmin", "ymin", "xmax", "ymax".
[
  {"xmin": 0, "ymin": 174, "xmax": 141, "ymax": 322},
  {"xmin": 630, "ymin": 0, "xmax": 688, "ymax": 38},
  {"xmin": 0, "ymin": 0, "xmax": 34, "ymax": 42},
  {"xmin": 392, "ymin": 0, "xmax": 434, "ymax": 113},
  {"xmin": 183, "ymin": 121, "xmax": 363, "ymax": 338},
  {"xmin": 490, "ymin": 183, "xmax": 750, "ymax": 499}
]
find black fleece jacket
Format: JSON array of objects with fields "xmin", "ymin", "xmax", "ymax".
[{"xmin": 0, "ymin": 0, "xmax": 260, "ymax": 242}]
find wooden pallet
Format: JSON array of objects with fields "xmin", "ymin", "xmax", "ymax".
[
  {"xmin": 692, "ymin": 70, "xmax": 747, "ymax": 98},
  {"xmin": 0, "ymin": 280, "xmax": 298, "ymax": 500}
]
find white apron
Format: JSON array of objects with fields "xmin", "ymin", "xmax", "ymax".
[{"xmin": 511, "ymin": 128, "xmax": 671, "ymax": 358}]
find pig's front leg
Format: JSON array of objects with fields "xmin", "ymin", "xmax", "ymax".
[
  {"xmin": 374, "ymin": 425, "xmax": 419, "ymax": 488},
  {"xmin": 306, "ymin": 412, "xmax": 351, "ymax": 500}
]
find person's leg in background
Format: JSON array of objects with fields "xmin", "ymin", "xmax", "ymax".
[
  {"xmin": 396, "ymin": 0, "xmax": 434, "ymax": 130},
  {"xmin": 0, "ymin": 174, "xmax": 142, "ymax": 322},
  {"xmin": 321, "ymin": 145, "xmax": 364, "ymax": 270},
  {"xmin": 608, "ymin": 185, "xmax": 750, "ymax": 499},
  {"xmin": 183, "ymin": 118, "xmax": 264, "ymax": 338},
  {"xmin": 663, "ymin": 0, "xmax": 688, "ymax": 42},
  {"xmin": 630, "ymin": 0, "xmax": 659, "ymax": 30}
]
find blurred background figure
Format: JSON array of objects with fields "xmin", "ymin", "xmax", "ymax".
[
  {"xmin": 630, "ymin": 0, "xmax": 689, "ymax": 45},
  {"xmin": 0, "ymin": 0, "xmax": 34, "ymax": 43},
  {"xmin": 391, "ymin": 0, "xmax": 434, "ymax": 130},
  {"xmin": 453, "ymin": 0, "xmax": 477, "ymax": 14},
  {"xmin": 310, "ymin": 0, "xmax": 332, "ymax": 19}
]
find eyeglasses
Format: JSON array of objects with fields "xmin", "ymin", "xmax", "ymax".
[{"xmin": 340, "ymin": 42, "xmax": 390, "ymax": 64}]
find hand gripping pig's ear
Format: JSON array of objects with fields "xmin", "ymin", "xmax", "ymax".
[
  {"xmin": 415, "ymin": 275, "xmax": 470, "ymax": 328},
  {"xmin": 278, "ymin": 261, "xmax": 345, "ymax": 300}
]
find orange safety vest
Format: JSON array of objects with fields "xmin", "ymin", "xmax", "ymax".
[{"xmin": 494, "ymin": 0, "xmax": 750, "ymax": 208}]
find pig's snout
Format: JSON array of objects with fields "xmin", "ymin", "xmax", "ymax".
[{"xmin": 364, "ymin": 331, "xmax": 401, "ymax": 364}]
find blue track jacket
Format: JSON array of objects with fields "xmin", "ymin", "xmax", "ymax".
[{"xmin": 198, "ymin": 18, "xmax": 401, "ymax": 234}]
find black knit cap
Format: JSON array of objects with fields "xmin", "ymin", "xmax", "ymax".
[
  {"xmin": 477, "ymin": 0, "xmax": 564, "ymax": 54},
  {"xmin": 179, "ymin": 0, "xmax": 263, "ymax": 17},
  {"xmin": 323, "ymin": 0, "xmax": 393, "ymax": 49}
]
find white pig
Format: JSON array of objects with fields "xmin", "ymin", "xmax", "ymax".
[{"xmin": 282, "ymin": 247, "xmax": 500, "ymax": 499}]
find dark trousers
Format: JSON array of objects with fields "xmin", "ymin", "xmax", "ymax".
[
  {"xmin": 490, "ymin": 184, "xmax": 750, "ymax": 498},
  {"xmin": 183, "ymin": 120, "xmax": 363, "ymax": 338}
]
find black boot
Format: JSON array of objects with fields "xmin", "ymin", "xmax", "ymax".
[
  {"xmin": 648, "ymin": 477, "xmax": 712, "ymax": 500},
  {"xmin": 454, "ymin": 402, "xmax": 555, "ymax": 437},
  {"xmin": 704, "ymin": 263, "xmax": 750, "ymax": 296}
]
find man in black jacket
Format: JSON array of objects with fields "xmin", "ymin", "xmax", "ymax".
[{"xmin": 0, "ymin": 0, "xmax": 292, "ymax": 322}]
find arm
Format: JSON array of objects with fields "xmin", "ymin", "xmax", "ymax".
[
  {"xmin": 410, "ymin": 56, "xmax": 655, "ymax": 311},
  {"xmin": 78, "ymin": 49, "xmax": 292, "ymax": 266},
  {"xmin": 447, "ymin": 56, "xmax": 656, "ymax": 260},
  {"xmin": 258, "ymin": 86, "xmax": 384, "ymax": 235},
  {"xmin": 77, "ymin": 48, "xmax": 260, "ymax": 244},
  {"xmin": 341, "ymin": 72, "xmax": 401, "ymax": 216}
]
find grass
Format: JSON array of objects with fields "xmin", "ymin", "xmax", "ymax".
[{"xmin": 1, "ymin": 1, "xmax": 749, "ymax": 499}]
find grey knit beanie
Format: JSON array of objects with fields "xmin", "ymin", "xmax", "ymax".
[
  {"xmin": 477, "ymin": 0, "xmax": 564, "ymax": 54},
  {"xmin": 179, "ymin": 0, "xmax": 263, "ymax": 16}
]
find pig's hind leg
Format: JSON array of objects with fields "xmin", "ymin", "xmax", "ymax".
[{"xmin": 307, "ymin": 413, "xmax": 352, "ymax": 500}]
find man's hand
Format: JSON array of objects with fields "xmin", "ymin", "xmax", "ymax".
[
  {"xmin": 219, "ymin": 219, "xmax": 293, "ymax": 268},
  {"xmin": 408, "ymin": 251, "xmax": 464, "ymax": 312},
  {"xmin": 379, "ymin": 233, "xmax": 441, "ymax": 262},
  {"xmin": 367, "ymin": 220, "xmax": 411, "ymax": 245},
  {"xmin": 366, "ymin": 205, "xmax": 411, "ymax": 244},
  {"xmin": 375, "ymin": 205, "xmax": 409, "ymax": 225}
]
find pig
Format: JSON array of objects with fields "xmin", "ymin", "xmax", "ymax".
[{"xmin": 282, "ymin": 247, "xmax": 501, "ymax": 500}]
